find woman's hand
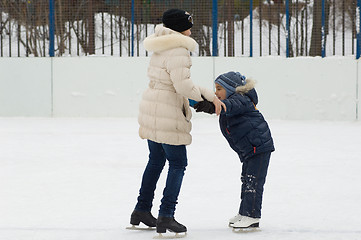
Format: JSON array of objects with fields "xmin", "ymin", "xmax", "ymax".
[{"xmin": 213, "ymin": 97, "xmax": 226, "ymax": 115}]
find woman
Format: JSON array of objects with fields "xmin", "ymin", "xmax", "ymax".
[{"xmin": 130, "ymin": 9, "xmax": 225, "ymax": 234}]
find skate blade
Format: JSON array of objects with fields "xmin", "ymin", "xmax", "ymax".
[
  {"xmin": 232, "ymin": 227, "xmax": 261, "ymax": 233},
  {"xmin": 153, "ymin": 232, "xmax": 187, "ymax": 239},
  {"xmin": 126, "ymin": 225, "xmax": 155, "ymax": 231}
]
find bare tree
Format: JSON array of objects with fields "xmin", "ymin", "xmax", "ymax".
[{"xmin": 309, "ymin": 0, "xmax": 330, "ymax": 56}]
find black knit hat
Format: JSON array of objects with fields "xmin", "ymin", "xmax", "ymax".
[{"xmin": 162, "ymin": 9, "xmax": 193, "ymax": 32}]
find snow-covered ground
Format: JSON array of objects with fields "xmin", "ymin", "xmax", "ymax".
[{"xmin": 0, "ymin": 117, "xmax": 361, "ymax": 240}]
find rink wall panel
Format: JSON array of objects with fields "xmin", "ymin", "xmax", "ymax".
[
  {"xmin": 213, "ymin": 57, "xmax": 357, "ymax": 120},
  {"xmin": 0, "ymin": 57, "xmax": 359, "ymax": 120},
  {"xmin": 52, "ymin": 57, "xmax": 148, "ymax": 117},
  {"xmin": 0, "ymin": 58, "xmax": 52, "ymax": 117}
]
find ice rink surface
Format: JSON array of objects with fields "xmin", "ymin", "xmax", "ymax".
[{"xmin": 1, "ymin": 117, "xmax": 361, "ymax": 240}]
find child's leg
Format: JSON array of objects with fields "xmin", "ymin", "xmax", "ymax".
[{"xmin": 239, "ymin": 152, "xmax": 271, "ymax": 218}]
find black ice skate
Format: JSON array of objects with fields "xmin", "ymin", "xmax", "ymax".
[
  {"xmin": 154, "ymin": 216, "xmax": 187, "ymax": 238},
  {"xmin": 126, "ymin": 210, "xmax": 157, "ymax": 230}
]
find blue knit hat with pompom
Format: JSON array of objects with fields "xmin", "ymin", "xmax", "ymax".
[{"xmin": 215, "ymin": 71, "xmax": 246, "ymax": 98}]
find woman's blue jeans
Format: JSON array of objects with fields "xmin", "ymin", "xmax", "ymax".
[{"xmin": 135, "ymin": 140, "xmax": 188, "ymax": 217}]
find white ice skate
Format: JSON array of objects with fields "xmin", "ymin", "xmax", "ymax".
[
  {"xmin": 228, "ymin": 213, "xmax": 242, "ymax": 227},
  {"xmin": 232, "ymin": 216, "xmax": 260, "ymax": 232}
]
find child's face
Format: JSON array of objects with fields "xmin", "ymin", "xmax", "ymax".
[{"xmin": 215, "ymin": 83, "xmax": 227, "ymax": 100}]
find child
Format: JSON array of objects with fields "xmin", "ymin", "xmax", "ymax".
[{"xmin": 194, "ymin": 71, "xmax": 275, "ymax": 229}]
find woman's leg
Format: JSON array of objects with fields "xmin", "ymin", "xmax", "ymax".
[
  {"xmin": 135, "ymin": 140, "xmax": 167, "ymax": 212},
  {"xmin": 159, "ymin": 143, "xmax": 188, "ymax": 217}
]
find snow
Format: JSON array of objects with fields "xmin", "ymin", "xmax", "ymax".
[{"xmin": 1, "ymin": 117, "xmax": 361, "ymax": 240}]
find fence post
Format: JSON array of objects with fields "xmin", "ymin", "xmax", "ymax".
[
  {"xmin": 357, "ymin": 0, "xmax": 361, "ymax": 59},
  {"xmin": 131, "ymin": 0, "xmax": 135, "ymax": 57},
  {"xmin": 321, "ymin": 0, "xmax": 326, "ymax": 57},
  {"xmin": 49, "ymin": 0, "xmax": 55, "ymax": 57},
  {"xmin": 250, "ymin": 0, "xmax": 253, "ymax": 57},
  {"xmin": 212, "ymin": 0, "xmax": 218, "ymax": 56},
  {"xmin": 286, "ymin": 0, "xmax": 290, "ymax": 57}
]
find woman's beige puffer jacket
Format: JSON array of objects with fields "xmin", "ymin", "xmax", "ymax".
[{"xmin": 138, "ymin": 25, "xmax": 215, "ymax": 146}]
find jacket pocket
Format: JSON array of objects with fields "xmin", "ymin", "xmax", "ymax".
[
  {"xmin": 182, "ymin": 100, "xmax": 191, "ymax": 122},
  {"xmin": 234, "ymin": 133, "xmax": 257, "ymax": 158},
  {"xmin": 182, "ymin": 105, "xmax": 187, "ymax": 118},
  {"xmin": 247, "ymin": 131, "xmax": 262, "ymax": 147}
]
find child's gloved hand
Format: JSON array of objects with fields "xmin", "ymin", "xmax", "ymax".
[{"xmin": 194, "ymin": 100, "xmax": 215, "ymax": 114}]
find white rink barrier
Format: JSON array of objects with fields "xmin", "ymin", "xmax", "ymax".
[{"xmin": 0, "ymin": 57, "xmax": 359, "ymax": 121}]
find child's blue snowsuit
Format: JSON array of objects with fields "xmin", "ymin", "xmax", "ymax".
[{"xmin": 219, "ymin": 83, "xmax": 274, "ymax": 218}]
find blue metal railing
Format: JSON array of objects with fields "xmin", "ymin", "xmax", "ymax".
[
  {"xmin": 212, "ymin": 0, "xmax": 218, "ymax": 56},
  {"xmin": 131, "ymin": 0, "xmax": 135, "ymax": 57},
  {"xmin": 321, "ymin": 0, "xmax": 326, "ymax": 58},
  {"xmin": 49, "ymin": 0, "xmax": 55, "ymax": 57},
  {"xmin": 357, "ymin": 0, "xmax": 361, "ymax": 59},
  {"xmin": 286, "ymin": 0, "xmax": 290, "ymax": 57},
  {"xmin": 250, "ymin": 0, "xmax": 253, "ymax": 57}
]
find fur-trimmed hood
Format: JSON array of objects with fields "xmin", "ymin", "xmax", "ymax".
[
  {"xmin": 143, "ymin": 25, "xmax": 197, "ymax": 52},
  {"xmin": 236, "ymin": 78, "xmax": 258, "ymax": 105}
]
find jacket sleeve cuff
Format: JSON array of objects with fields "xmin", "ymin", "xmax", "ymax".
[{"xmin": 198, "ymin": 87, "xmax": 215, "ymax": 102}]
